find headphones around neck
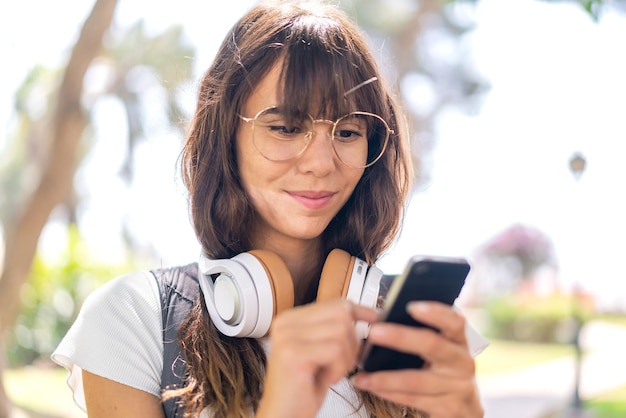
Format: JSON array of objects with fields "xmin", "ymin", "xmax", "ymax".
[{"xmin": 198, "ymin": 248, "xmax": 382, "ymax": 339}]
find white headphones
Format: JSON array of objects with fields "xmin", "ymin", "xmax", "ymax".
[{"xmin": 198, "ymin": 248, "xmax": 382, "ymax": 339}]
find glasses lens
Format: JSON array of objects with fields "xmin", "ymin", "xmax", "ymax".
[
  {"xmin": 252, "ymin": 108, "xmax": 310, "ymax": 161},
  {"xmin": 249, "ymin": 107, "xmax": 390, "ymax": 168},
  {"xmin": 333, "ymin": 112, "xmax": 389, "ymax": 168}
]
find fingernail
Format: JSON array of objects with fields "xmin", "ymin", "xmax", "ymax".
[
  {"xmin": 407, "ymin": 301, "xmax": 429, "ymax": 314},
  {"xmin": 351, "ymin": 374, "xmax": 369, "ymax": 389},
  {"xmin": 368, "ymin": 324, "xmax": 387, "ymax": 339}
]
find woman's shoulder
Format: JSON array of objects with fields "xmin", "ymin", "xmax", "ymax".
[
  {"xmin": 82, "ymin": 269, "xmax": 161, "ymax": 313},
  {"xmin": 83, "ymin": 262, "xmax": 200, "ymax": 311}
]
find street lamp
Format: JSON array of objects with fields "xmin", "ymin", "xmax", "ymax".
[
  {"xmin": 562, "ymin": 151, "xmax": 591, "ymax": 418},
  {"xmin": 569, "ymin": 152, "xmax": 587, "ymax": 181}
]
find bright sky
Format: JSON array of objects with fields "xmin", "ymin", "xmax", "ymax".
[{"xmin": 2, "ymin": 0, "xmax": 626, "ymax": 309}]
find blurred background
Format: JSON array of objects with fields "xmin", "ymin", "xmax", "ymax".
[{"xmin": 1, "ymin": 0, "xmax": 625, "ymax": 417}]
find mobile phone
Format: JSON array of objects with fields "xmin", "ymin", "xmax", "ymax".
[{"xmin": 359, "ymin": 255, "xmax": 470, "ymax": 372}]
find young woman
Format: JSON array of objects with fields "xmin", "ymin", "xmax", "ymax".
[{"xmin": 53, "ymin": 1, "xmax": 486, "ymax": 417}]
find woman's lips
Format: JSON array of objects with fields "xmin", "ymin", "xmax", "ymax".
[{"xmin": 288, "ymin": 191, "xmax": 336, "ymax": 210}]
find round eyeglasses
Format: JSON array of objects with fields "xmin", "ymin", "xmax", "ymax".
[{"xmin": 239, "ymin": 106, "xmax": 393, "ymax": 169}]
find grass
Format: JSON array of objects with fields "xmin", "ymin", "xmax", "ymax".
[
  {"xmin": 545, "ymin": 385, "xmax": 626, "ymax": 418},
  {"xmin": 3, "ymin": 365, "xmax": 84, "ymax": 418},
  {"xmin": 593, "ymin": 314, "xmax": 626, "ymax": 328},
  {"xmin": 475, "ymin": 339, "xmax": 575, "ymax": 375},
  {"xmin": 586, "ymin": 384, "xmax": 626, "ymax": 418}
]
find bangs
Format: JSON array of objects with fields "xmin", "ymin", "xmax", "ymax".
[{"xmin": 276, "ymin": 15, "xmax": 383, "ymax": 119}]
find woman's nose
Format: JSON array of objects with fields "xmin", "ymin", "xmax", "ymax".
[{"xmin": 297, "ymin": 122, "xmax": 337, "ymax": 174}]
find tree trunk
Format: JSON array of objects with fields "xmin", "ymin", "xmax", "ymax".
[{"xmin": 0, "ymin": 0, "xmax": 118, "ymax": 416}]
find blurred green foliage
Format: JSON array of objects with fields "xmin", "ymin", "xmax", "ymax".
[
  {"xmin": 4, "ymin": 226, "xmax": 137, "ymax": 367},
  {"xmin": 484, "ymin": 293, "xmax": 593, "ymax": 344},
  {"xmin": 475, "ymin": 339, "xmax": 574, "ymax": 374}
]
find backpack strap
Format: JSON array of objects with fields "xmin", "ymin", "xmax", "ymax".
[
  {"xmin": 151, "ymin": 263, "xmax": 201, "ymax": 418},
  {"xmin": 379, "ymin": 274, "xmax": 395, "ymax": 301}
]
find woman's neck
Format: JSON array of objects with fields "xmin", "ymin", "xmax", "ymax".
[
  {"xmin": 250, "ymin": 236, "xmax": 324, "ymax": 306},
  {"xmin": 286, "ymin": 246, "xmax": 324, "ymax": 305}
]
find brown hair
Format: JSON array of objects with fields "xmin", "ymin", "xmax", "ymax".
[{"xmin": 173, "ymin": 1, "xmax": 418, "ymax": 416}]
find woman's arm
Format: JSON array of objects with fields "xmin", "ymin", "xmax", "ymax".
[
  {"xmin": 52, "ymin": 272, "xmax": 165, "ymax": 414},
  {"xmin": 83, "ymin": 370, "xmax": 166, "ymax": 418}
]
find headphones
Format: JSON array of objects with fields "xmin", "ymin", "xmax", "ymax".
[{"xmin": 198, "ymin": 248, "xmax": 382, "ymax": 339}]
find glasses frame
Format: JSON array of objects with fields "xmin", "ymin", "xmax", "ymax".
[{"xmin": 239, "ymin": 106, "xmax": 393, "ymax": 169}]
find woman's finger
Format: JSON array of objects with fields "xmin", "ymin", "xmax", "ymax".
[
  {"xmin": 406, "ymin": 301, "xmax": 468, "ymax": 345},
  {"xmin": 366, "ymin": 322, "xmax": 474, "ymax": 376},
  {"xmin": 353, "ymin": 370, "xmax": 483, "ymax": 417},
  {"xmin": 353, "ymin": 369, "xmax": 467, "ymax": 396}
]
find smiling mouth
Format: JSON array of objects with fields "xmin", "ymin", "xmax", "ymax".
[{"xmin": 288, "ymin": 191, "xmax": 336, "ymax": 210}]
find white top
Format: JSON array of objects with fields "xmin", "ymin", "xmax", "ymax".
[{"xmin": 52, "ymin": 270, "xmax": 488, "ymax": 416}]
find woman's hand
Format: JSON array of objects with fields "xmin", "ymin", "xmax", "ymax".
[
  {"xmin": 352, "ymin": 302, "xmax": 484, "ymax": 418},
  {"xmin": 256, "ymin": 299, "xmax": 378, "ymax": 418}
]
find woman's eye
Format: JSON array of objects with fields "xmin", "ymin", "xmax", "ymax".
[
  {"xmin": 335, "ymin": 129, "xmax": 364, "ymax": 141},
  {"xmin": 269, "ymin": 125, "xmax": 301, "ymax": 135}
]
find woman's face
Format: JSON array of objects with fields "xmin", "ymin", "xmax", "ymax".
[{"xmin": 236, "ymin": 63, "xmax": 364, "ymax": 248}]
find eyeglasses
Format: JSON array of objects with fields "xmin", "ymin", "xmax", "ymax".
[{"xmin": 239, "ymin": 106, "xmax": 393, "ymax": 169}]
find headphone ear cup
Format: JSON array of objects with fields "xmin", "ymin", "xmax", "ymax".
[
  {"xmin": 198, "ymin": 255, "xmax": 261, "ymax": 338},
  {"xmin": 248, "ymin": 250, "xmax": 295, "ymax": 316},
  {"xmin": 317, "ymin": 248, "xmax": 355, "ymax": 302}
]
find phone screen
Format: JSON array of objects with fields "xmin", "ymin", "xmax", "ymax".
[{"xmin": 359, "ymin": 256, "xmax": 470, "ymax": 372}]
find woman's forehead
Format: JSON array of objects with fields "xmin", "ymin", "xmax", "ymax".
[{"xmin": 243, "ymin": 63, "xmax": 282, "ymax": 115}]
